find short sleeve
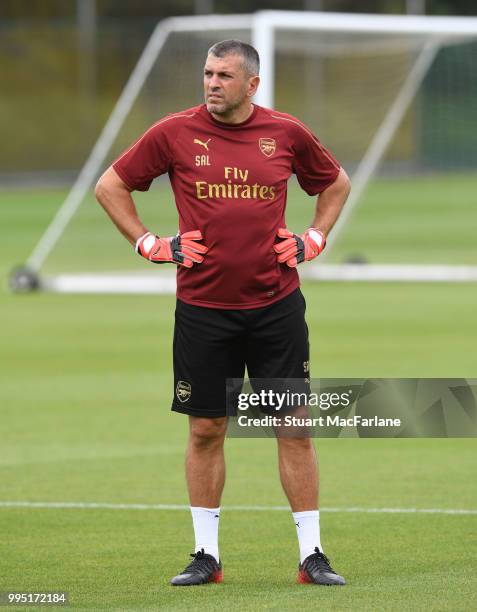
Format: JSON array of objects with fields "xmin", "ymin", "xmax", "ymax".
[
  {"xmin": 112, "ymin": 123, "xmax": 172, "ymax": 191},
  {"xmin": 291, "ymin": 122, "xmax": 341, "ymax": 196}
]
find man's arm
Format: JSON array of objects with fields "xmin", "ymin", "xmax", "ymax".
[
  {"xmin": 95, "ymin": 166, "xmax": 208, "ymax": 268},
  {"xmin": 95, "ymin": 166, "xmax": 147, "ymax": 245},
  {"xmin": 311, "ymin": 167, "xmax": 351, "ymax": 238}
]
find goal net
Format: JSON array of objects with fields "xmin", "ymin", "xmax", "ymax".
[{"xmin": 14, "ymin": 11, "xmax": 477, "ymax": 293}]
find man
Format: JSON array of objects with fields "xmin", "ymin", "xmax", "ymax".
[{"xmin": 95, "ymin": 40, "xmax": 350, "ymax": 587}]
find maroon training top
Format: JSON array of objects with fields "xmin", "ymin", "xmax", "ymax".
[{"xmin": 113, "ymin": 103, "xmax": 340, "ymax": 309}]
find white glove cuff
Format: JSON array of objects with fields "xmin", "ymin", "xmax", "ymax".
[
  {"xmin": 135, "ymin": 231, "xmax": 154, "ymax": 254},
  {"xmin": 309, "ymin": 228, "xmax": 325, "ymax": 250}
]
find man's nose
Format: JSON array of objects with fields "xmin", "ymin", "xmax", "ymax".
[{"xmin": 208, "ymin": 74, "xmax": 221, "ymax": 88}]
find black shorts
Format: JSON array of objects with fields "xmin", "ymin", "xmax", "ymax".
[{"xmin": 171, "ymin": 288, "xmax": 310, "ymax": 418}]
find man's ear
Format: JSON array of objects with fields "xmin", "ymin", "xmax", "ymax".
[{"xmin": 248, "ymin": 75, "xmax": 260, "ymax": 97}]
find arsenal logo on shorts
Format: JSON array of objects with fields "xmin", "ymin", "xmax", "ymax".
[
  {"xmin": 259, "ymin": 138, "xmax": 276, "ymax": 157},
  {"xmin": 176, "ymin": 380, "xmax": 192, "ymax": 403}
]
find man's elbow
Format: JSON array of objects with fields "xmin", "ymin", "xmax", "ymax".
[
  {"xmin": 94, "ymin": 169, "xmax": 111, "ymax": 205},
  {"xmin": 94, "ymin": 177, "xmax": 106, "ymax": 204},
  {"xmin": 338, "ymin": 167, "xmax": 351, "ymax": 198},
  {"xmin": 95, "ymin": 167, "xmax": 122, "ymax": 206}
]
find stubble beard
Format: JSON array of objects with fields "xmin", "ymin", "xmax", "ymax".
[{"xmin": 206, "ymin": 90, "xmax": 248, "ymax": 117}]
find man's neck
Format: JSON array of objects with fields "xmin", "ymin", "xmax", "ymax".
[{"xmin": 210, "ymin": 103, "xmax": 254, "ymax": 125}]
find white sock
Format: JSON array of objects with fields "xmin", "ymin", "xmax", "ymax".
[
  {"xmin": 293, "ymin": 510, "xmax": 322, "ymax": 563},
  {"xmin": 190, "ymin": 506, "xmax": 220, "ymax": 562}
]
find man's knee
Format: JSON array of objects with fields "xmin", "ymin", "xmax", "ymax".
[
  {"xmin": 277, "ymin": 435, "xmax": 314, "ymax": 452},
  {"xmin": 189, "ymin": 416, "xmax": 227, "ymax": 449}
]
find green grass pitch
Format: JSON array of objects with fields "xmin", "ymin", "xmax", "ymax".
[{"xmin": 0, "ymin": 177, "xmax": 476, "ymax": 610}]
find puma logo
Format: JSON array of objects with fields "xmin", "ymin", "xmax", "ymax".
[{"xmin": 194, "ymin": 138, "xmax": 211, "ymax": 151}]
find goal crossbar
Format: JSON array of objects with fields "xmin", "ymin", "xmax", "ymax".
[{"xmin": 253, "ymin": 10, "xmax": 477, "ymax": 35}]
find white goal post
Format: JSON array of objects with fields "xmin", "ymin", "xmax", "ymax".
[{"xmin": 13, "ymin": 10, "xmax": 477, "ymax": 293}]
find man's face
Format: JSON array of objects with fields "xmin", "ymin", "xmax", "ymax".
[{"xmin": 203, "ymin": 53, "xmax": 257, "ymax": 116}]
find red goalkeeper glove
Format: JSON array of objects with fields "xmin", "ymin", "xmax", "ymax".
[
  {"xmin": 135, "ymin": 230, "xmax": 208, "ymax": 268},
  {"xmin": 273, "ymin": 227, "xmax": 326, "ymax": 268}
]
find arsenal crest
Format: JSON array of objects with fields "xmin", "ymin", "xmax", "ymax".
[
  {"xmin": 176, "ymin": 380, "xmax": 192, "ymax": 403},
  {"xmin": 259, "ymin": 138, "xmax": 276, "ymax": 157}
]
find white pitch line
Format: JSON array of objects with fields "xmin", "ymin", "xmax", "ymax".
[{"xmin": 0, "ymin": 501, "xmax": 476, "ymax": 515}]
